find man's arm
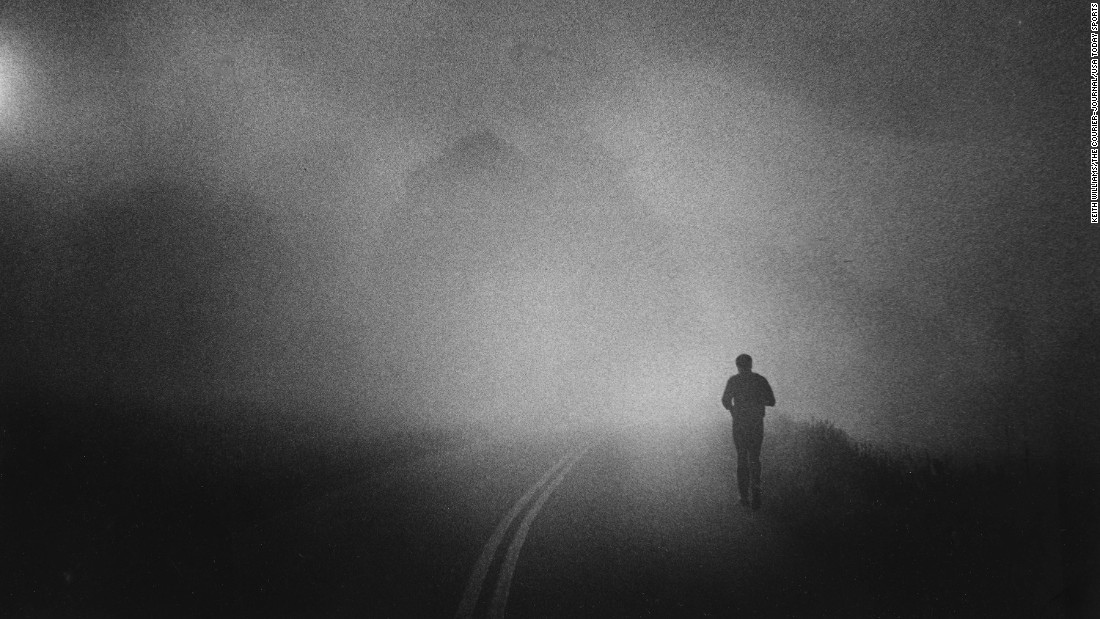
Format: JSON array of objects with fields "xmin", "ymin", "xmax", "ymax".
[
  {"xmin": 762, "ymin": 377, "xmax": 776, "ymax": 407},
  {"xmin": 721, "ymin": 377, "xmax": 735, "ymax": 412}
]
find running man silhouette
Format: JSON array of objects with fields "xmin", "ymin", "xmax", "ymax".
[{"xmin": 721, "ymin": 354, "xmax": 775, "ymax": 510}]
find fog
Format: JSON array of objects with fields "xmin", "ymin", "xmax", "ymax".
[{"xmin": 1, "ymin": 0, "xmax": 1094, "ymax": 453}]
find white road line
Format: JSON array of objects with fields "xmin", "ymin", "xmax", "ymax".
[
  {"xmin": 454, "ymin": 444, "xmax": 583, "ymax": 619},
  {"xmin": 488, "ymin": 440, "xmax": 597, "ymax": 619}
]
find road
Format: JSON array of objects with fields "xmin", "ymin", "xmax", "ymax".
[{"xmin": 232, "ymin": 420, "xmax": 871, "ymax": 617}]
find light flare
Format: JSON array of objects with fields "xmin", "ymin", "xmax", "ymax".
[{"xmin": 0, "ymin": 40, "xmax": 23, "ymax": 129}]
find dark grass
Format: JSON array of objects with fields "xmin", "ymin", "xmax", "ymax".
[
  {"xmin": 1, "ymin": 384, "xmax": 462, "ymax": 618},
  {"xmin": 762, "ymin": 415, "xmax": 1094, "ymax": 618}
]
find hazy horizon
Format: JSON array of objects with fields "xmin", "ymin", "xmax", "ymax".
[{"xmin": 2, "ymin": 0, "xmax": 1094, "ymax": 454}]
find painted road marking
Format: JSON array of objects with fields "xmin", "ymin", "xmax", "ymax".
[
  {"xmin": 488, "ymin": 442, "xmax": 595, "ymax": 619},
  {"xmin": 454, "ymin": 445, "xmax": 580, "ymax": 618},
  {"xmin": 455, "ymin": 439, "xmax": 597, "ymax": 619}
]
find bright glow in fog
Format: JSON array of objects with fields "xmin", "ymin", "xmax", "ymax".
[
  {"xmin": 0, "ymin": 41, "xmax": 22, "ymax": 128},
  {"xmin": 0, "ymin": 56, "xmax": 8, "ymax": 109}
]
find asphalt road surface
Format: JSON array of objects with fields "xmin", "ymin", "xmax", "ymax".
[{"xmin": 232, "ymin": 421, "xmax": 871, "ymax": 617}]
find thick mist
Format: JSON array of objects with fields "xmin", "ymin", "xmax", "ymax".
[{"xmin": 1, "ymin": 0, "xmax": 1093, "ymax": 453}]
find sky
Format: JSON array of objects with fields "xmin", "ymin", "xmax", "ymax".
[{"xmin": 1, "ymin": 0, "xmax": 1095, "ymax": 453}]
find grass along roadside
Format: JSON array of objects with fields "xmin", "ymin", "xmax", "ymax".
[{"xmin": 760, "ymin": 415, "xmax": 1068, "ymax": 616}]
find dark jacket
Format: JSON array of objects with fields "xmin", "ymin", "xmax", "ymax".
[{"xmin": 722, "ymin": 372, "xmax": 776, "ymax": 417}]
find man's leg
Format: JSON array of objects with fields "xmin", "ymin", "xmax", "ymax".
[
  {"xmin": 732, "ymin": 421, "xmax": 750, "ymax": 504},
  {"xmin": 748, "ymin": 444, "xmax": 762, "ymax": 509},
  {"xmin": 747, "ymin": 418, "xmax": 764, "ymax": 509}
]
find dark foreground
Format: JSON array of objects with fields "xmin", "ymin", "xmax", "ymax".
[{"xmin": 3, "ymin": 388, "xmax": 1097, "ymax": 617}]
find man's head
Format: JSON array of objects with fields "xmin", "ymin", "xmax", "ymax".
[{"xmin": 735, "ymin": 354, "xmax": 752, "ymax": 373}]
